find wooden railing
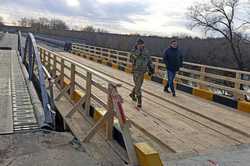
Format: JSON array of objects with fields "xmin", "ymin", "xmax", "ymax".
[
  {"xmin": 38, "ymin": 46, "xmax": 138, "ymax": 165},
  {"xmin": 72, "ymin": 43, "xmax": 250, "ymax": 100}
]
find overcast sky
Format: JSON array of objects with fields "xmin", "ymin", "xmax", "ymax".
[{"xmin": 0, "ymin": 0, "xmax": 248, "ymax": 37}]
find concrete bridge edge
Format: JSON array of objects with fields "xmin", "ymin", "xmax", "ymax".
[{"xmin": 17, "ymin": 54, "xmax": 45, "ymax": 127}]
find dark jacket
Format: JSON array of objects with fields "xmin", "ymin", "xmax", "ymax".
[{"xmin": 163, "ymin": 47, "xmax": 183, "ymax": 71}]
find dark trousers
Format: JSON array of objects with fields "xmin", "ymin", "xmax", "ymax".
[{"xmin": 166, "ymin": 70, "xmax": 176, "ymax": 94}]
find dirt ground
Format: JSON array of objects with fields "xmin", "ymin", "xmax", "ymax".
[{"xmin": 0, "ymin": 130, "xmax": 107, "ymax": 166}]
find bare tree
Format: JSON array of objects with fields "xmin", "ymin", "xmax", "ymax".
[
  {"xmin": 18, "ymin": 17, "xmax": 31, "ymax": 27},
  {"xmin": 96, "ymin": 28, "xmax": 109, "ymax": 33},
  {"xmin": 18, "ymin": 17, "xmax": 68, "ymax": 30},
  {"xmin": 81, "ymin": 25, "xmax": 96, "ymax": 32},
  {"xmin": 49, "ymin": 19, "xmax": 68, "ymax": 30},
  {"xmin": 187, "ymin": 0, "xmax": 250, "ymax": 70},
  {"xmin": 38, "ymin": 17, "xmax": 50, "ymax": 29}
]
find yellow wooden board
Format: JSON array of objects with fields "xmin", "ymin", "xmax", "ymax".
[
  {"xmin": 192, "ymin": 88, "xmax": 214, "ymax": 101},
  {"xmin": 238, "ymin": 101, "xmax": 250, "ymax": 113},
  {"xmin": 134, "ymin": 142, "xmax": 163, "ymax": 166}
]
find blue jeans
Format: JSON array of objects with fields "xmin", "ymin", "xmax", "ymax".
[{"xmin": 166, "ymin": 70, "xmax": 176, "ymax": 94}]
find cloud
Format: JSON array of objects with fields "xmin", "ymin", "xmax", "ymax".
[
  {"xmin": 65, "ymin": 0, "xmax": 80, "ymax": 7},
  {"xmin": 0, "ymin": 0, "xmax": 149, "ymax": 23},
  {"xmin": 0, "ymin": 0, "xmax": 203, "ymax": 36}
]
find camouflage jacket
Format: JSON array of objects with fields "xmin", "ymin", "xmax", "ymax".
[{"xmin": 130, "ymin": 48, "xmax": 152, "ymax": 73}]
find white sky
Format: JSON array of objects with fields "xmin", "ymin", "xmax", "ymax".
[{"xmin": 0, "ymin": 0, "xmax": 248, "ymax": 37}]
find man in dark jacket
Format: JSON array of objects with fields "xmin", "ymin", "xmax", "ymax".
[{"xmin": 163, "ymin": 40, "xmax": 183, "ymax": 96}]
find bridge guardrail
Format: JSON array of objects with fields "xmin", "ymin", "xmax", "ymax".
[
  {"xmin": 38, "ymin": 46, "xmax": 139, "ymax": 165},
  {"xmin": 18, "ymin": 31, "xmax": 55, "ymax": 129},
  {"xmin": 72, "ymin": 43, "xmax": 250, "ymax": 100}
]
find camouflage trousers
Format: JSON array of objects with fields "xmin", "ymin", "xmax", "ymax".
[{"xmin": 132, "ymin": 71, "xmax": 145, "ymax": 97}]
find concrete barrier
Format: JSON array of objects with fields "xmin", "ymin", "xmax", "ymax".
[
  {"xmin": 192, "ymin": 88, "xmax": 214, "ymax": 101},
  {"xmin": 134, "ymin": 142, "xmax": 163, "ymax": 166}
]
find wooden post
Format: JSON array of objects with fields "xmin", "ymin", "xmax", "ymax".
[
  {"xmin": 70, "ymin": 64, "xmax": 76, "ymax": 95},
  {"xmin": 86, "ymin": 47, "xmax": 90, "ymax": 59},
  {"xmin": 48, "ymin": 52, "xmax": 51, "ymax": 73},
  {"xmin": 43, "ymin": 51, "xmax": 46, "ymax": 63},
  {"xmin": 60, "ymin": 59, "xmax": 65, "ymax": 88},
  {"xmin": 116, "ymin": 52, "xmax": 119, "ymax": 64},
  {"xmin": 199, "ymin": 66, "xmax": 207, "ymax": 89},
  {"xmin": 108, "ymin": 50, "xmax": 111, "ymax": 63},
  {"xmin": 85, "ymin": 71, "xmax": 92, "ymax": 116},
  {"xmin": 41, "ymin": 50, "xmax": 46, "ymax": 65},
  {"xmin": 234, "ymin": 72, "xmax": 242, "ymax": 100},
  {"xmin": 155, "ymin": 58, "xmax": 159, "ymax": 75},
  {"xmin": 53, "ymin": 54, "xmax": 57, "ymax": 77},
  {"xmin": 127, "ymin": 53, "xmax": 130, "ymax": 64},
  {"xmin": 42, "ymin": 50, "xmax": 46, "ymax": 64},
  {"xmin": 106, "ymin": 86, "xmax": 114, "ymax": 140},
  {"xmin": 108, "ymin": 84, "xmax": 138, "ymax": 165},
  {"xmin": 40, "ymin": 49, "xmax": 43, "ymax": 64}
]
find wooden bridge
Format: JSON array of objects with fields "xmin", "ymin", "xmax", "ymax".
[{"xmin": 1, "ymin": 31, "xmax": 250, "ymax": 166}]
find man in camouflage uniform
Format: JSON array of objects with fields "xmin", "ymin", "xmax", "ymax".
[{"xmin": 129, "ymin": 39, "xmax": 154, "ymax": 108}]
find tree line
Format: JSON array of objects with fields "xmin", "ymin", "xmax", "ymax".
[
  {"xmin": 18, "ymin": 17, "xmax": 68, "ymax": 31},
  {"xmin": 17, "ymin": 17, "xmax": 108, "ymax": 33}
]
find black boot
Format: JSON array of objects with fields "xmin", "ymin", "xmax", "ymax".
[
  {"xmin": 137, "ymin": 95, "xmax": 142, "ymax": 108},
  {"xmin": 129, "ymin": 92, "xmax": 137, "ymax": 102}
]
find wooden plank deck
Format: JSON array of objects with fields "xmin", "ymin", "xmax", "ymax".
[{"xmin": 56, "ymin": 51, "xmax": 250, "ymax": 160}]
